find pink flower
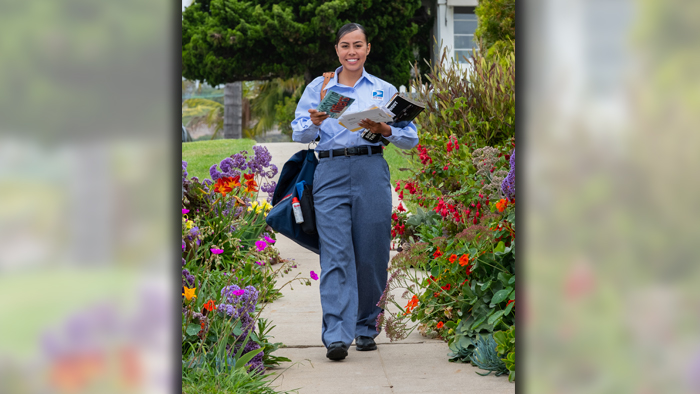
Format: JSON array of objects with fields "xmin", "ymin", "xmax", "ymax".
[
  {"xmin": 232, "ymin": 289, "xmax": 245, "ymax": 296},
  {"xmin": 255, "ymin": 261, "xmax": 265, "ymax": 266},
  {"xmin": 264, "ymin": 235, "xmax": 275, "ymax": 244},
  {"xmin": 310, "ymin": 271, "xmax": 319, "ymax": 281},
  {"xmin": 182, "ymin": 208, "xmax": 190, "ymax": 214},
  {"xmin": 211, "ymin": 248, "xmax": 224, "ymax": 254},
  {"xmin": 255, "ymin": 240, "xmax": 268, "ymax": 252}
]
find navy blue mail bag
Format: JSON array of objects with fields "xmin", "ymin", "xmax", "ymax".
[{"xmin": 265, "ymin": 149, "xmax": 320, "ymax": 254}]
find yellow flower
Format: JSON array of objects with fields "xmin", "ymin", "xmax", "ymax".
[
  {"xmin": 182, "ymin": 286, "xmax": 197, "ymax": 301},
  {"xmin": 248, "ymin": 201, "xmax": 259, "ymax": 212},
  {"xmin": 184, "ymin": 220, "xmax": 194, "ymax": 230},
  {"xmin": 261, "ymin": 200, "xmax": 273, "ymax": 211}
]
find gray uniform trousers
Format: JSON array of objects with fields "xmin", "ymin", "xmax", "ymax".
[{"xmin": 312, "ymin": 150, "xmax": 392, "ymax": 348}]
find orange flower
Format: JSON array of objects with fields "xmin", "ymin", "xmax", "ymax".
[
  {"xmin": 227, "ymin": 175, "xmax": 241, "ymax": 188},
  {"xmin": 214, "ymin": 177, "xmax": 234, "ymax": 196},
  {"xmin": 405, "ymin": 295, "xmax": 419, "ymax": 313},
  {"xmin": 433, "ymin": 248, "xmax": 443, "ymax": 259},
  {"xmin": 244, "ymin": 178, "xmax": 258, "ymax": 193},
  {"xmin": 243, "ymin": 173, "xmax": 255, "ymax": 181},
  {"xmin": 458, "ymin": 254, "xmax": 470, "ymax": 267},
  {"xmin": 448, "ymin": 254, "xmax": 457, "ymax": 264},
  {"xmin": 202, "ymin": 300, "xmax": 217, "ymax": 312},
  {"xmin": 436, "ymin": 321, "xmax": 444, "ymax": 329},
  {"xmin": 496, "ymin": 198, "xmax": 508, "ymax": 212}
]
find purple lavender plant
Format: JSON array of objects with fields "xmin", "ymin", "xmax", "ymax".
[
  {"xmin": 217, "ymin": 284, "xmax": 264, "ymax": 373},
  {"xmin": 501, "ymin": 149, "xmax": 515, "ymax": 199}
]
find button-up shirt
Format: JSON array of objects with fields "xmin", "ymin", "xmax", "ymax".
[{"xmin": 291, "ymin": 66, "xmax": 419, "ymax": 151}]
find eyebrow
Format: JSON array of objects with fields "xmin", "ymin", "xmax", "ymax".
[{"xmin": 339, "ymin": 41, "xmax": 365, "ymax": 45}]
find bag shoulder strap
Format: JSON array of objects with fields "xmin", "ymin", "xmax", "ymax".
[{"xmin": 320, "ymin": 72, "xmax": 334, "ymax": 101}]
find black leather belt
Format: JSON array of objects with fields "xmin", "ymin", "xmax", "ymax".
[{"xmin": 318, "ymin": 146, "xmax": 383, "ymax": 159}]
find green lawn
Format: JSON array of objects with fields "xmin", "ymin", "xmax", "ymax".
[
  {"xmin": 182, "ymin": 139, "xmax": 257, "ymax": 181},
  {"xmin": 384, "ymin": 144, "xmax": 416, "ymax": 184}
]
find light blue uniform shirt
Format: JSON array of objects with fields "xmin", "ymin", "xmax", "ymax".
[{"xmin": 291, "ymin": 66, "xmax": 419, "ymax": 151}]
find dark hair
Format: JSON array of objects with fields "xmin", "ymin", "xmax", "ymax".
[{"xmin": 335, "ymin": 23, "xmax": 367, "ymax": 46}]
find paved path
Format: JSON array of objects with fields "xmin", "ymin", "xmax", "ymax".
[{"xmin": 257, "ymin": 142, "xmax": 515, "ymax": 394}]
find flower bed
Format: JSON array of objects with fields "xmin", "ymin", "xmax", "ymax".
[
  {"xmin": 181, "ymin": 146, "xmax": 307, "ymax": 393},
  {"xmin": 377, "ymin": 50, "xmax": 516, "ymax": 382}
]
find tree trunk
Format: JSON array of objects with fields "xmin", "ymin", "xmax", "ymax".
[{"xmin": 224, "ymin": 82, "xmax": 242, "ymax": 139}]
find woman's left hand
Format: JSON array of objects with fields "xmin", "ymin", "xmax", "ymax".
[{"xmin": 359, "ymin": 119, "xmax": 392, "ymax": 137}]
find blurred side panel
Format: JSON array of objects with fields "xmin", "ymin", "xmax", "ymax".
[
  {"xmin": 0, "ymin": 0, "xmax": 175, "ymax": 393},
  {"xmin": 524, "ymin": 0, "xmax": 700, "ymax": 392}
]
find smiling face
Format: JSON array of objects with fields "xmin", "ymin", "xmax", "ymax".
[{"xmin": 335, "ymin": 29, "xmax": 370, "ymax": 73}]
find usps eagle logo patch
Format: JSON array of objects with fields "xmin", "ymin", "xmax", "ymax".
[{"xmin": 372, "ymin": 90, "xmax": 384, "ymax": 100}]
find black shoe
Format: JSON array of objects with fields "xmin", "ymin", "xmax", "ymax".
[
  {"xmin": 326, "ymin": 341, "xmax": 348, "ymax": 360},
  {"xmin": 355, "ymin": 336, "xmax": 377, "ymax": 351}
]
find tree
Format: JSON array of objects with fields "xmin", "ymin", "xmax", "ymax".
[
  {"xmin": 182, "ymin": 0, "xmax": 425, "ymax": 87},
  {"xmin": 474, "ymin": 0, "xmax": 515, "ymax": 58}
]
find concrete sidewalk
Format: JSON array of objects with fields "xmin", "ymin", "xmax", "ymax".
[{"xmin": 257, "ymin": 142, "xmax": 514, "ymax": 394}]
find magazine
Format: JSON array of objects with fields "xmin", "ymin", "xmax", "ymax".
[{"xmin": 316, "ymin": 91, "xmax": 355, "ymax": 119}]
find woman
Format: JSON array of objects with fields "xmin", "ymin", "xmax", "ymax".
[{"xmin": 291, "ymin": 23, "xmax": 419, "ymax": 361}]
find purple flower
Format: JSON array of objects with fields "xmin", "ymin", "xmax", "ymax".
[
  {"xmin": 182, "ymin": 240, "xmax": 186, "ymax": 251},
  {"xmin": 255, "ymin": 240, "xmax": 267, "ymax": 252},
  {"xmin": 211, "ymin": 248, "xmax": 224, "ymax": 255},
  {"xmin": 182, "ymin": 208, "xmax": 190, "ymax": 214},
  {"xmin": 233, "ymin": 289, "xmax": 245, "ymax": 296},
  {"xmin": 310, "ymin": 271, "xmax": 319, "ymax": 281},
  {"xmin": 254, "ymin": 261, "xmax": 265, "ymax": 266},
  {"xmin": 209, "ymin": 164, "xmax": 223, "ymax": 181},
  {"xmin": 501, "ymin": 149, "xmax": 515, "ymax": 199},
  {"xmin": 264, "ymin": 235, "xmax": 275, "ymax": 244}
]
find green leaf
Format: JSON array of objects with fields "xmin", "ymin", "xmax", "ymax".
[
  {"xmin": 234, "ymin": 347, "xmax": 264, "ymax": 370},
  {"xmin": 491, "ymin": 288, "xmax": 512, "ymax": 305},
  {"xmin": 445, "ymin": 321, "xmax": 458, "ymax": 329},
  {"xmin": 494, "ymin": 241, "xmax": 505, "ymax": 253},
  {"xmin": 508, "ymin": 371, "xmax": 515, "ymax": 382},
  {"xmin": 233, "ymin": 321, "xmax": 243, "ymax": 337},
  {"xmin": 508, "ymin": 276, "xmax": 515, "ymax": 285},
  {"xmin": 470, "ymin": 316, "xmax": 486, "ymax": 330},
  {"xmin": 186, "ymin": 323, "xmax": 200, "ymax": 336},
  {"xmin": 431, "ymin": 265, "xmax": 440, "ymax": 278},
  {"xmin": 504, "ymin": 302, "xmax": 514, "ymax": 315},
  {"xmin": 488, "ymin": 310, "xmax": 505, "ymax": 325},
  {"xmin": 480, "ymin": 279, "xmax": 492, "ymax": 291}
]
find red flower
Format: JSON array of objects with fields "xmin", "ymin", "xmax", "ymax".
[
  {"xmin": 441, "ymin": 283, "xmax": 451, "ymax": 291},
  {"xmin": 202, "ymin": 299, "xmax": 217, "ymax": 312},
  {"xmin": 433, "ymin": 248, "xmax": 443, "ymax": 259},
  {"xmin": 448, "ymin": 254, "xmax": 457, "ymax": 264},
  {"xmin": 496, "ymin": 199, "xmax": 508, "ymax": 212},
  {"xmin": 392, "ymin": 213, "xmax": 398, "ymax": 221},
  {"xmin": 436, "ymin": 321, "xmax": 444, "ymax": 329},
  {"xmin": 506, "ymin": 300, "xmax": 515, "ymax": 307},
  {"xmin": 397, "ymin": 203, "xmax": 406, "ymax": 212},
  {"xmin": 395, "ymin": 181, "xmax": 401, "ymax": 192},
  {"xmin": 214, "ymin": 177, "xmax": 233, "ymax": 196}
]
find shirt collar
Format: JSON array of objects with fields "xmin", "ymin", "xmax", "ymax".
[{"xmin": 325, "ymin": 66, "xmax": 374, "ymax": 89}]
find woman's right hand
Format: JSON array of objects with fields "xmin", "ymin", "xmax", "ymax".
[{"xmin": 308, "ymin": 109, "xmax": 330, "ymax": 126}]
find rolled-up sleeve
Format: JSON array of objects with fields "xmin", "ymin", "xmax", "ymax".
[
  {"xmin": 291, "ymin": 78, "xmax": 322, "ymax": 143},
  {"xmin": 385, "ymin": 122, "xmax": 419, "ymax": 150},
  {"xmin": 383, "ymin": 85, "xmax": 419, "ymax": 150}
]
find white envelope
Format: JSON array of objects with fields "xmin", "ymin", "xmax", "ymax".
[{"xmin": 338, "ymin": 106, "xmax": 395, "ymax": 132}]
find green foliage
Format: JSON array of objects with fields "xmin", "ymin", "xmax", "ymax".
[
  {"xmin": 182, "ymin": 0, "xmax": 424, "ymax": 87},
  {"xmin": 247, "ymin": 77, "xmax": 304, "ymax": 137},
  {"xmin": 412, "ymin": 48, "xmax": 515, "ymax": 148},
  {"xmin": 493, "ymin": 325, "xmax": 515, "ymax": 382},
  {"xmin": 469, "ymin": 334, "xmax": 509, "ymax": 376},
  {"xmin": 474, "ymin": 0, "xmax": 515, "ymax": 58},
  {"xmin": 183, "ymin": 98, "xmax": 225, "ymax": 139}
]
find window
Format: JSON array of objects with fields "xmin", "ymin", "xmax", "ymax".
[{"xmin": 454, "ymin": 7, "xmax": 478, "ymax": 63}]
